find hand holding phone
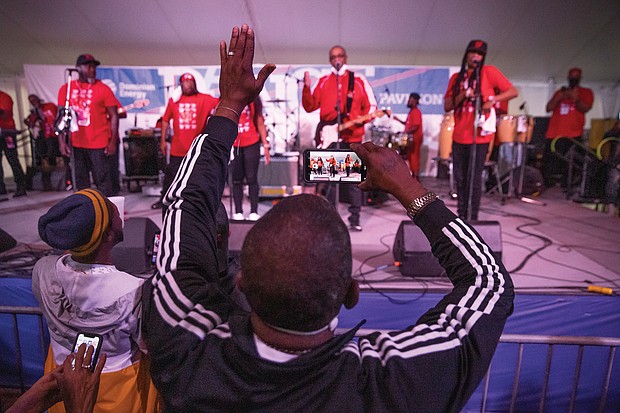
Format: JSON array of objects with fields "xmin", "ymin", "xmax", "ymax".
[
  {"xmin": 303, "ymin": 149, "xmax": 366, "ymax": 184},
  {"xmin": 71, "ymin": 332, "xmax": 103, "ymax": 372}
]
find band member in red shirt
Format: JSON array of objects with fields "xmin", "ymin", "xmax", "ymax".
[
  {"xmin": 395, "ymin": 93, "xmax": 424, "ymax": 176},
  {"xmin": 57, "ymin": 54, "xmax": 120, "ymax": 196},
  {"xmin": 231, "ymin": 97, "xmax": 270, "ymax": 221},
  {"xmin": 444, "ymin": 40, "xmax": 518, "ymax": 220},
  {"xmin": 152, "ymin": 73, "xmax": 219, "ymax": 211},
  {"xmin": 543, "ymin": 67, "xmax": 594, "ymax": 188},
  {"xmin": 302, "ymin": 45, "xmax": 376, "ymax": 231},
  {"xmin": 0, "ymin": 90, "xmax": 28, "ymax": 199},
  {"xmin": 25, "ymin": 94, "xmax": 61, "ymax": 191}
]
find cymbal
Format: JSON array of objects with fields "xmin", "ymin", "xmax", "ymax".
[{"xmin": 267, "ymin": 98, "xmax": 289, "ymax": 103}]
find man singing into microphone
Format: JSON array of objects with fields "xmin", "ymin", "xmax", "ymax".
[
  {"xmin": 444, "ymin": 40, "xmax": 517, "ymax": 221},
  {"xmin": 302, "ymin": 45, "xmax": 376, "ymax": 231},
  {"xmin": 57, "ymin": 54, "xmax": 120, "ymax": 196},
  {"xmin": 542, "ymin": 67, "xmax": 594, "ymax": 189}
]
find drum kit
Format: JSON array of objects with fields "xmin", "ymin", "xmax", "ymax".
[
  {"xmin": 370, "ymin": 126, "xmax": 412, "ymax": 159},
  {"xmin": 264, "ymin": 98, "xmax": 299, "ymax": 154}
]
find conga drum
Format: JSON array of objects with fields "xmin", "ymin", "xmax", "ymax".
[
  {"xmin": 516, "ymin": 115, "xmax": 535, "ymax": 143},
  {"xmin": 439, "ymin": 113, "xmax": 454, "ymax": 160},
  {"xmin": 496, "ymin": 115, "xmax": 517, "ymax": 143}
]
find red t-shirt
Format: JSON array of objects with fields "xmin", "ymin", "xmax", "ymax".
[
  {"xmin": 405, "ymin": 107, "xmax": 423, "ymax": 144},
  {"xmin": 545, "ymin": 86, "xmax": 594, "ymax": 139},
  {"xmin": 57, "ymin": 80, "xmax": 118, "ymax": 149},
  {"xmin": 302, "ymin": 71, "xmax": 373, "ymax": 143},
  {"xmin": 234, "ymin": 103, "xmax": 260, "ymax": 147},
  {"xmin": 28, "ymin": 102, "xmax": 59, "ymax": 139},
  {"xmin": 163, "ymin": 93, "xmax": 219, "ymax": 157},
  {"xmin": 0, "ymin": 91, "xmax": 16, "ymax": 129},
  {"xmin": 444, "ymin": 65, "xmax": 513, "ymax": 144}
]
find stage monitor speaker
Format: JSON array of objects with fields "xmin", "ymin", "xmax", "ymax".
[
  {"xmin": 0, "ymin": 227, "xmax": 17, "ymax": 253},
  {"xmin": 228, "ymin": 221, "xmax": 255, "ymax": 253},
  {"xmin": 112, "ymin": 217, "xmax": 160, "ymax": 274},
  {"xmin": 258, "ymin": 154, "xmax": 298, "ymax": 187},
  {"xmin": 393, "ymin": 220, "xmax": 502, "ymax": 277}
]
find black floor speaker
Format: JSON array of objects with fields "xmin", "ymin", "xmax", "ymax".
[
  {"xmin": 112, "ymin": 217, "xmax": 160, "ymax": 274},
  {"xmin": 0, "ymin": 227, "xmax": 17, "ymax": 253},
  {"xmin": 228, "ymin": 221, "xmax": 255, "ymax": 253},
  {"xmin": 393, "ymin": 220, "xmax": 502, "ymax": 277}
]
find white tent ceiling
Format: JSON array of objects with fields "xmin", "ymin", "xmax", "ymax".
[{"xmin": 1, "ymin": 0, "xmax": 619, "ymax": 84}]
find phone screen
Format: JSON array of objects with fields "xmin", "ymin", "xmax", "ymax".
[
  {"xmin": 72, "ymin": 332, "xmax": 103, "ymax": 371},
  {"xmin": 303, "ymin": 149, "xmax": 366, "ymax": 184},
  {"xmin": 151, "ymin": 232, "xmax": 161, "ymax": 265}
]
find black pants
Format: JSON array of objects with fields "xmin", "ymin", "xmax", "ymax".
[
  {"xmin": 72, "ymin": 147, "xmax": 113, "ymax": 196},
  {"xmin": 0, "ymin": 135, "xmax": 27, "ymax": 194},
  {"xmin": 109, "ymin": 142, "xmax": 120, "ymax": 196},
  {"xmin": 231, "ymin": 142, "xmax": 260, "ymax": 214},
  {"xmin": 323, "ymin": 142, "xmax": 362, "ymax": 226},
  {"xmin": 452, "ymin": 142, "xmax": 489, "ymax": 221}
]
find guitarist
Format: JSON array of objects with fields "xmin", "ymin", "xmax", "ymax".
[{"xmin": 302, "ymin": 45, "xmax": 376, "ymax": 231}]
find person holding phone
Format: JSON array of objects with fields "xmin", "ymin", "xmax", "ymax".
[
  {"xmin": 142, "ymin": 24, "xmax": 513, "ymax": 412},
  {"xmin": 32, "ymin": 189, "xmax": 159, "ymax": 413},
  {"xmin": 6, "ymin": 343, "xmax": 107, "ymax": 413}
]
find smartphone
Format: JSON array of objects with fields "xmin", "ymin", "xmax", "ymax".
[
  {"xmin": 303, "ymin": 149, "xmax": 366, "ymax": 184},
  {"xmin": 151, "ymin": 232, "xmax": 161, "ymax": 265},
  {"xmin": 72, "ymin": 332, "xmax": 103, "ymax": 371}
]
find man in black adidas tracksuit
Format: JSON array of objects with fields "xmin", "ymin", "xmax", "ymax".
[{"xmin": 142, "ymin": 24, "xmax": 514, "ymax": 413}]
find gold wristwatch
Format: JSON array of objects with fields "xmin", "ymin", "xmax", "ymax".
[{"xmin": 406, "ymin": 192, "xmax": 439, "ymax": 220}]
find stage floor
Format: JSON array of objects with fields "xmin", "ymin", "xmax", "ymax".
[{"xmin": 0, "ymin": 177, "xmax": 619, "ymax": 297}]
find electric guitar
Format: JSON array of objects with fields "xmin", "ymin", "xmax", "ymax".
[
  {"xmin": 118, "ymin": 99, "xmax": 150, "ymax": 115},
  {"xmin": 317, "ymin": 108, "xmax": 391, "ymax": 149}
]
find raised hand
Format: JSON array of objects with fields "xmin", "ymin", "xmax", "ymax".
[{"xmin": 216, "ymin": 24, "xmax": 276, "ymax": 122}]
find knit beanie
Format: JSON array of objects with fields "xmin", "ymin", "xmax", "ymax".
[{"xmin": 38, "ymin": 189, "xmax": 110, "ymax": 257}]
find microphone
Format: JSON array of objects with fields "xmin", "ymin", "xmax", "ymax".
[
  {"xmin": 471, "ymin": 60, "xmax": 481, "ymax": 67},
  {"xmin": 519, "ymin": 102, "xmax": 526, "ymax": 110},
  {"xmin": 284, "ymin": 65, "xmax": 292, "ymax": 77},
  {"xmin": 334, "ymin": 62, "xmax": 342, "ymax": 71},
  {"xmin": 66, "ymin": 68, "xmax": 79, "ymax": 73}
]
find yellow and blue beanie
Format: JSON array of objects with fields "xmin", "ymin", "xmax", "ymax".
[{"xmin": 38, "ymin": 189, "xmax": 110, "ymax": 257}]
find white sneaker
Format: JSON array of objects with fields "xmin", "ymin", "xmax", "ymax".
[
  {"xmin": 248, "ymin": 212, "xmax": 260, "ymax": 221},
  {"xmin": 232, "ymin": 213, "xmax": 245, "ymax": 221}
]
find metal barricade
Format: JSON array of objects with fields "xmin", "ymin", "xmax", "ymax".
[
  {"xmin": 349, "ymin": 328, "xmax": 620, "ymax": 413},
  {"xmin": 0, "ymin": 306, "xmax": 47, "ymax": 393}
]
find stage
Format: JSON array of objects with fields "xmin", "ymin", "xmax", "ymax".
[{"xmin": 1, "ymin": 176, "xmax": 619, "ymax": 411}]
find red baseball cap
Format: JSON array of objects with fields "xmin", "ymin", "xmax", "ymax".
[
  {"xmin": 568, "ymin": 68, "xmax": 582, "ymax": 78},
  {"xmin": 180, "ymin": 73, "xmax": 195, "ymax": 82}
]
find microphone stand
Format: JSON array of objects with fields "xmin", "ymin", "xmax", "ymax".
[
  {"xmin": 466, "ymin": 64, "xmax": 481, "ymax": 221},
  {"xmin": 58, "ymin": 69, "xmax": 77, "ymax": 190},
  {"xmin": 333, "ymin": 65, "xmax": 342, "ymax": 206}
]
